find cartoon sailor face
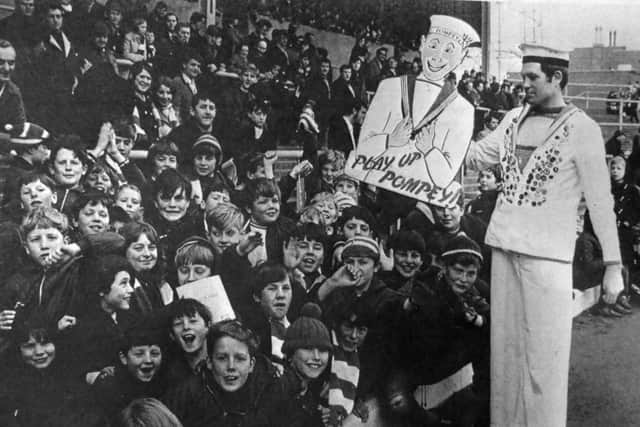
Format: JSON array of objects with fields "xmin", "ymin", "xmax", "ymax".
[{"xmin": 420, "ymin": 32, "xmax": 466, "ymax": 82}]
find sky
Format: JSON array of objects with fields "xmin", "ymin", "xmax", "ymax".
[{"xmin": 487, "ymin": 0, "xmax": 640, "ymax": 77}]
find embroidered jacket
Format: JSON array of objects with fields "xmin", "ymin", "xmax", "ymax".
[{"xmin": 466, "ymin": 104, "xmax": 621, "ymax": 263}]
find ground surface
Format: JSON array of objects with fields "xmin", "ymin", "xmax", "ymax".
[{"xmin": 568, "ymin": 308, "xmax": 640, "ymax": 427}]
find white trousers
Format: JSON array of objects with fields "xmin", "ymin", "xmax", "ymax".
[{"xmin": 490, "ymin": 249, "xmax": 573, "ymax": 427}]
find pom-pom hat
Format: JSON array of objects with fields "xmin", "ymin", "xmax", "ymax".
[{"xmin": 282, "ymin": 303, "xmax": 332, "ymax": 356}]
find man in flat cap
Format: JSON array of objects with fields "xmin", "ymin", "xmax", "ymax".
[
  {"xmin": 466, "ymin": 44, "xmax": 623, "ymax": 426},
  {"xmin": 346, "ymin": 15, "xmax": 480, "ymax": 207}
]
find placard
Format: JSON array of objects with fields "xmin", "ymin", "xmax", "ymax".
[{"xmin": 176, "ymin": 275, "xmax": 235, "ymax": 323}]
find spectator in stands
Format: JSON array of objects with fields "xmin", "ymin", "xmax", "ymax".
[
  {"xmin": 466, "ymin": 165, "xmax": 502, "ymax": 226},
  {"xmin": 123, "ymin": 17, "xmax": 149, "ymax": 64},
  {"xmin": 392, "ymin": 234, "xmax": 489, "ymax": 426},
  {"xmin": 163, "ymin": 319, "xmax": 283, "ymax": 427},
  {"xmin": 174, "ymin": 237, "xmax": 216, "ymax": 286},
  {"xmin": 105, "ymin": 0, "xmax": 124, "ymax": 57},
  {"xmin": 0, "ymin": 311, "xmax": 98, "ymax": 426},
  {"xmin": 171, "ymin": 50, "xmax": 202, "ymax": 124},
  {"xmin": 216, "ymin": 63, "xmax": 257, "ymax": 145},
  {"xmin": 279, "ymin": 303, "xmax": 332, "ymax": 427},
  {"xmin": 188, "ymin": 12, "xmax": 207, "ymax": 53},
  {"xmin": 92, "ymin": 319, "xmax": 167, "ymax": 424},
  {"xmin": 232, "ymin": 98, "xmax": 277, "ymax": 162},
  {"xmin": 332, "ymin": 64, "xmax": 356, "ymax": 108},
  {"xmin": 49, "ymin": 140, "xmax": 87, "ymax": 215},
  {"xmin": 0, "ymin": 39, "xmax": 26, "ymax": 128},
  {"xmin": 609, "ymin": 156, "xmax": 640, "ymax": 268},
  {"xmin": 0, "ymin": 0, "xmax": 39, "ymax": 48},
  {"xmin": 605, "ymin": 130, "xmax": 631, "ymax": 157},
  {"xmin": 152, "ymin": 76, "xmax": 181, "ymax": 139},
  {"xmin": 229, "ymin": 43, "xmax": 250, "ymax": 75},
  {"xmin": 475, "ymin": 110, "xmax": 502, "ymax": 141},
  {"xmin": 364, "ymin": 47, "xmax": 386, "ymax": 92},
  {"xmin": 379, "ymin": 229, "xmax": 425, "ymax": 295},
  {"xmin": 168, "ymin": 91, "xmax": 217, "ymax": 169},
  {"xmin": 34, "ymin": 2, "xmax": 82, "ymax": 133},
  {"xmin": 250, "ymin": 39, "xmax": 270, "ymax": 74},
  {"xmin": 349, "ymin": 36, "xmax": 369, "ymax": 64},
  {"xmin": 126, "ymin": 62, "xmax": 157, "ymax": 147},
  {"xmin": 189, "ymin": 134, "xmax": 233, "ymax": 203},
  {"xmin": 328, "ymin": 98, "xmax": 364, "ymax": 157}
]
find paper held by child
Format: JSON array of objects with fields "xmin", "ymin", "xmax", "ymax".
[{"xmin": 176, "ymin": 275, "xmax": 236, "ymax": 323}]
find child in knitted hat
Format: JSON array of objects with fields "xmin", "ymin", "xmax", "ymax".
[{"xmin": 279, "ymin": 303, "xmax": 332, "ymax": 427}]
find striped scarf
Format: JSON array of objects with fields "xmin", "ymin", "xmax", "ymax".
[{"xmin": 328, "ymin": 331, "xmax": 360, "ymax": 426}]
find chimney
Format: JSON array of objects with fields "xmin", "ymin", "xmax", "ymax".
[
  {"xmin": 614, "ymin": 30, "xmax": 617, "ymax": 47},
  {"xmin": 609, "ymin": 30, "xmax": 612, "ymax": 47}
]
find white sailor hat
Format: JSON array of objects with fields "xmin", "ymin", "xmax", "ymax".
[
  {"xmin": 4, "ymin": 122, "xmax": 50, "ymax": 146},
  {"xmin": 520, "ymin": 43, "xmax": 570, "ymax": 67},
  {"xmin": 428, "ymin": 15, "xmax": 481, "ymax": 50}
]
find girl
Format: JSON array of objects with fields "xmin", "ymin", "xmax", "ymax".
[{"xmin": 152, "ymin": 76, "xmax": 181, "ymax": 139}]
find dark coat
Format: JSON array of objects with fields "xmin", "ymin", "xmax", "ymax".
[
  {"xmin": 162, "ymin": 355, "xmax": 283, "ymax": 427},
  {"xmin": 0, "ymin": 80, "xmax": 26, "ymax": 128},
  {"xmin": 63, "ymin": 308, "xmax": 128, "ymax": 381},
  {"xmin": 392, "ymin": 266, "xmax": 490, "ymax": 386},
  {"xmin": 465, "ymin": 189, "xmax": 500, "ymax": 226},
  {"xmin": 0, "ymin": 359, "xmax": 100, "ymax": 427},
  {"xmin": 331, "ymin": 77, "xmax": 356, "ymax": 108},
  {"xmin": 167, "ymin": 118, "xmax": 216, "ymax": 170},
  {"xmin": 319, "ymin": 277, "xmax": 404, "ymax": 396},
  {"xmin": 35, "ymin": 31, "xmax": 82, "ymax": 132},
  {"xmin": 92, "ymin": 365, "xmax": 166, "ymax": 424},
  {"xmin": 276, "ymin": 367, "xmax": 324, "ymax": 427},
  {"xmin": 0, "ymin": 232, "xmax": 125, "ymax": 327},
  {"xmin": 327, "ymin": 116, "xmax": 355, "ymax": 157}
]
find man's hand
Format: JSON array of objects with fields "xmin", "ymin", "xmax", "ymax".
[
  {"xmin": 388, "ymin": 116, "xmax": 412, "ymax": 148},
  {"xmin": 289, "ymin": 160, "xmax": 314, "ymax": 179},
  {"xmin": 602, "ymin": 264, "xmax": 624, "ymax": 304},
  {"xmin": 236, "ymin": 232, "xmax": 263, "ymax": 257},
  {"xmin": 0, "ymin": 310, "xmax": 16, "ymax": 331}
]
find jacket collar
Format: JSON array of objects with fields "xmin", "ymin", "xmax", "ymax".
[{"xmin": 49, "ymin": 31, "xmax": 71, "ymax": 57}]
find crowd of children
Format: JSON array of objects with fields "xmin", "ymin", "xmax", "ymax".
[{"xmin": 0, "ymin": 109, "xmax": 503, "ymax": 426}]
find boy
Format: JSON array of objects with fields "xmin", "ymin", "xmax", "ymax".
[
  {"xmin": 147, "ymin": 138, "xmax": 179, "ymax": 181},
  {"xmin": 242, "ymin": 177, "xmax": 296, "ymax": 266},
  {"xmin": 379, "ymin": 230, "xmax": 425, "ymax": 294},
  {"xmin": 329, "ymin": 206, "xmax": 376, "ymax": 270},
  {"xmin": 323, "ymin": 302, "xmax": 373, "ymax": 426},
  {"xmin": 242, "ymin": 261, "xmax": 293, "ymax": 372},
  {"xmin": 231, "ymin": 98, "xmax": 277, "ymax": 163},
  {"xmin": 71, "ymin": 190, "xmax": 111, "ymax": 237},
  {"xmin": 92, "ymin": 319, "xmax": 166, "ymax": 424},
  {"xmin": 316, "ymin": 236, "xmax": 403, "ymax": 400},
  {"xmin": 0, "ymin": 207, "xmax": 124, "ymax": 335},
  {"xmin": 391, "ymin": 234, "xmax": 490, "ymax": 426},
  {"xmin": 175, "ymin": 236, "xmax": 216, "ymax": 285},
  {"xmin": 292, "ymin": 222, "xmax": 327, "ymax": 293},
  {"xmin": 205, "ymin": 201, "xmax": 244, "ymax": 258},
  {"xmin": 167, "ymin": 91, "xmax": 218, "ymax": 169},
  {"xmin": 146, "ymin": 169, "xmax": 200, "ymax": 286},
  {"xmin": 166, "ymin": 298, "xmax": 212, "ymax": 382},
  {"xmin": 189, "ymin": 134, "xmax": 233, "ymax": 206}
]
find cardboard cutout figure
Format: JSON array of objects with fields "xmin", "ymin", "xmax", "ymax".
[{"xmin": 345, "ymin": 15, "xmax": 480, "ymax": 207}]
